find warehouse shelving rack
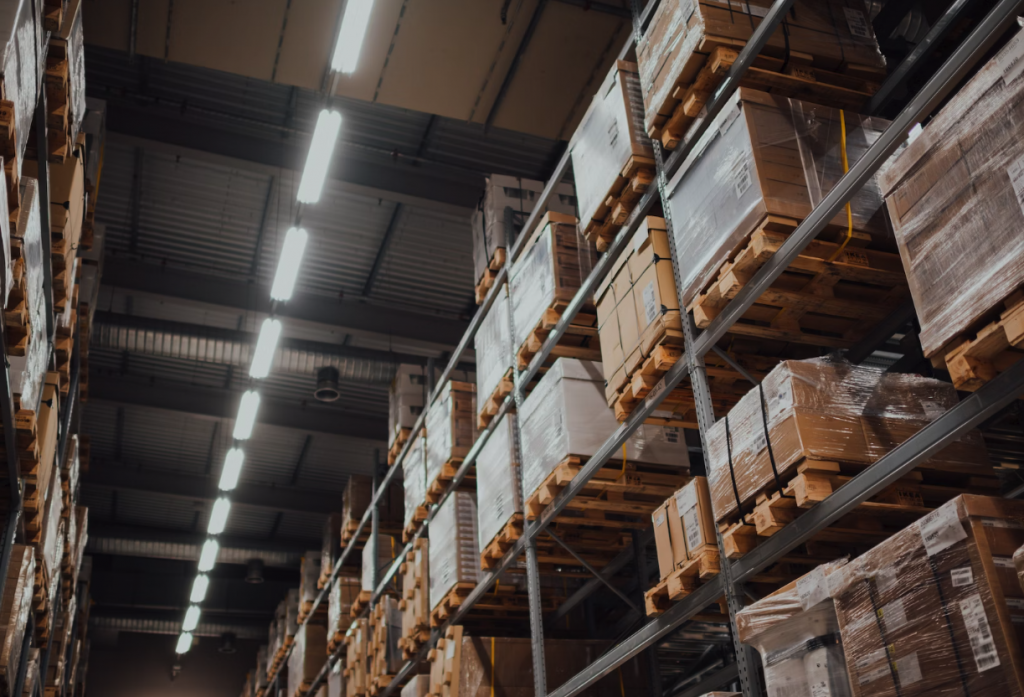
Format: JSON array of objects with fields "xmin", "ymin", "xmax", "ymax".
[{"xmin": 272, "ymin": 1, "xmax": 1024, "ymax": 695}]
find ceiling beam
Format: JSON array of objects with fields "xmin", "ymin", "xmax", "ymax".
[
  {"xmin": 84, "ymin": 462, "xmax": 342, "ymax": 514},
  {"xmin": 101, "ymin": 258, "xmax": 468, "ymax": 348},
  {"xmin": 87, "ymin": 522, "xmax": 320, "ymax": 561},
  {"xmin": 88, "ymin": 373, "xmax": 389, "ymax": 441}
]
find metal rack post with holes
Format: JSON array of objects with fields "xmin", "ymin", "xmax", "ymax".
[{"xmin": 278, "ymin": 1, "xmax": 1024, "ymax": 696}]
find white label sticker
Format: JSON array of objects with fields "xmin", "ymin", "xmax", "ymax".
[
  {"xmin": 1006, "ymin": 598, "xmax": 1024, "ymax": 610},
  {"xmin": 875, "ymin": 567, "xmax": 897, "ymax": 595},
  {"xmin": 797, "ymin": 566, "xmax": 829, "ymax": 611},
  {"xmin": 654, "ymin": 511, "xmax": 666, "ymax": 527},
  {"xmin": 751, "ymin": 429, "xmax": 768, "ymax": 455},
  {"xmin": 733, "ymin": 162, "xmax": 752, "ymax": 198},
  {"xmin": 881, "ymin": 598, "xmax": 908, "ymax": 633},
  {"xmin": 843, "ymin": 8, "xmax": 872, "ymax": 39},
  {"xmin": 675, "ymin": 484, "xmax": 697, "ymax": 515},
  {"xmin": 998, "ymin": 32, "xmax": 1024, "ymax": 85},
  {"xmin": 961, "ymin": 594, "xmax": 1001, "ymax": 673},
  {"xmin": 810, "ymin": 682, "xmax": 831, "ymax": 697},
  {"xmin": 994, "ymin": 557, "xmax": 1015, "ymax": 569},
  {"xmin": 446, "ymin": 638, "xmax": 456, "ymax": 659},
  {"xmin": 952, "ymin": 567, "xmax": 974, "ymax": 588},
  {"xmin": 683, "ymin": 505, "xmax": 703, "ymax": 552},
  {"xmin": 854, "ymin": 648, "xmax": 887, "ymax": 672},
  {"xmin": 918, "ymin": 501, "xmax": 967, "ymax": 556},
  {"xmin": 1007, "ymin": 153, "xmax": 1024, "ymax": 215},
  {"xmin": 983, "ymin": 518, "xmax": 1024, "ymax": 529},
  {"xmin": 643, "ymin": 281, "xmax": 659, "ymax": 324},
  {"xmin": 895, "ymin": 653, "xmax": 923, "ymax": 686},
  {"xmin": 858, "ymin": 664, "xmax": 891, "ymax": 686}
]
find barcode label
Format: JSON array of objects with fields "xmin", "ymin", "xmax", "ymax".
[
  {"xmin": 998, "ymin": 32, "xmax": 1024, "ymax": 85},
  {"xmin": 684, "ymin": 505, "xmax": 702, "ymax": 552},
  {"xmin": 843, "ymin": 8, "xmax": 871, "ymax": 39},
  {"xmin": 858, "ymin": 664, "xmax": 890, "ymax": 686},
  {"xmin": 961, "ymin": 594, "xmax": 1000, "ymax": 673},
  {"xmin": 880, "ymin": 598, "xmax": 908, "ymax": 633},
  {"xmin": 751, "ymin": 429, "xmax": 768, "ymax": 455},
  {"xmin": 1006, "ymin": 598, "xmax": 1024, "ymax": 610},
  {"xmin": 733, "ymin": 162, "xmax": 752, "ymax": 198},
  {"xmin": 951, "ymin": 567, "xmax": 974, "ymax": 588},
  {"xmin": 1007, "ymin": 153, "xmax": 1024, "ymax": 216},
  {"xmin": 643, "ymin": 281, "xmax": 659, "ymax": 324},
  {"xmin": 895, "ymin": 653, "xmax": 923, "ymax": 686},
  {"xmin": 993, "ymin": 556, "xmax": 1014, "ymax": 569},
  {"xmin": 918, "ymin": 501, "xmax": 966, "ymax": 556}
]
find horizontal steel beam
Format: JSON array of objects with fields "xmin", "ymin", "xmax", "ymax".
[
  {"xmin": 90, "ymin": 614, "xmax": 268, "ymax": 641},
  {"xmin": 87, "ymin": 523, "xmax": 317, "ymax": 564},
  {"xmin": 102, "ymin": 259, "xmax": 468, "ymax": 349},
  {"xmin": 85, "ymin": 462, "xmax": 342, "ymax": 514},
  {"xmin": 89, "ymin": 373, "xmax": 388, "ymax": 441}
]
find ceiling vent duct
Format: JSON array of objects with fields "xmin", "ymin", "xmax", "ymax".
[
  {"xmin": 314, "ymin": 366, "xmax": 341, "ymax": 402},
  {"xmin": 245, "ymin": 559, "xmax": 265, "ymax": 584}
]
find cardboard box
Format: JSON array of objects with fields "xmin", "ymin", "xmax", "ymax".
[
  {"xmin": 829, "ymin": 496, "xmax": 1024, "ymax": 696},
  {"xmin": 473, "ymin": 283, "xmax": 513, "ymax": 405},
  {"xmin": 652, "ymin": 500, "xmax": 676, "ymax": 580},
  {"xmin": 476, "ymin": 412, "xmax": 521, "ymax": 554},
  {"xmin": 428, "ymin": 491, "xmax": 480, "ymax": 612},
  {"xmin": 676, "ymin": 477, "xmax": 715, "ymax": 559},
  {"xmin": 424, "ymin": 380, "xmax": 476, "ymax": 493},
  {"xmin": 388, "ymin": 364, "xmax": 428, "ymax": 446}
]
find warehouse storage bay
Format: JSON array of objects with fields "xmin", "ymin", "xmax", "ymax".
[{"xmin": 6, "ymin": 0, "xmax": 1024, "ymax": 695}]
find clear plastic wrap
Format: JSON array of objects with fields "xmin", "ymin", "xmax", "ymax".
[
  {"xmin": 287, "ymin": 623, "xmax": 327, "ymax": 697},
  {"xmin": 400, "ymin": 675, "xmax": 429, "ymax": 697},
  {"xmin": 826, "ymin": 495, "xmax": 1024, "ymax": 696},
  {"xmin": 370, "ymin": 596, "xmax": 404, "ymax": 678},
  {"xmin": 424, "ymin": 380, "xmax": 475, "ymax": 491},
  {"xmin": 327, "ymin": 575, "xmax": 360, "ymax": 636},
  {"xmin": 737, "ymin": 560, "xmax": 852, "ymax": 697},
  {"xmin": 471, "ymin": 174, "xmax": 576, "ymax": 283},
  {"xmin": 0, "ymin": 545, "xmax": 33, "ymax": 696},
  {"xmin": 665, "ymin": 88, "xmax": 890, "ymax": 306},
  {"xmin": 40, "ymin": 461, "xmax": 63, "ymax": 583},
  {"xmin": 299, "ymin": 550, "xmax": 321, "ymax": 607},
  {"xmin": 402, "ymin": 436, "xmax": 426, "ymax": 529},
  {"xmin": 73, "ymin": 505, "xmax": 87, "ymax": 575},
  {"xmin": 878, "ymin": 25, "xmax": 1024, "ymax": 358},
  {"xmin": 570, "ymin": 60, "xmax": 653, "ymax": 229},
  {"xmin": 361, "ymin": 533, "xmax": 397, "ymax": 593},
  {"xmin": 637, "ymin": 0, "xmax": 886, "ymax": 137},
  {"xmin": 474, "ymin": 283, "xmax": 513, "ymax": 404},
  {"xmin": 519, "ymin": 358, "xmax": 690, "ymax": 502},
  {"xmin": 0, "ymin": 0, "xmax": 40, "ymax": 178},
  {"xmin": 21, "ymin": 648, "xmax": 38, "ymax": 697},
  {"xmin": 476, "ymin": 412, "xmax": 520, "ymax": 552},
  {"xmin": 705, "ymin": 357, "xmax": 992, "ymax": 524},
  {"xmin": 389, "ymin": 365, "xmax": 428, "ymax": 447},
  {"xmin": 11, "ymin": 178, "xmax": 48, "ymax": 411},
  {"xmin": 509, "ymin": 212, "xmax": 595, "ymax": 356},
  {"xmin": 428, "ymin": 491, "xmax": 480, "ymax": 611}
]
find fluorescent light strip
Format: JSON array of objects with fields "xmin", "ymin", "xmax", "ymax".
[
  {"xmin": 249, "ymin": 318, "xmax": 282, "ymax": 378},
  {"xmin": 198, "ymin": 540, "xmax": 219, "ymax": 572},
  {"xmin": 233, "ymin": 391, "xmax": 261, "ymax": 441},
  {"xmin": 218, "ymin": 448, "xmax": 245, "ymax": 491},
  {"xmin": 190, "ymin": 575, "xmax": 210, "ymax": 603},
  {"xmin": 297, "ymin": 111, "xmax": 342, "ymax": 204},
  {"xmin": 182, "ymin": 605, "xmax": 201, "ymax": 632},
  {"xmin": 208, "ymin": 498, "xmax": 231, "ymax": 535},
  {"xmin": 331, "ymin": 0, "xmax": 375, "ymax": 74},
  {"xmin": 270, "ymin": 227, "xmax": 309, "ymax": 302},
  {"xmin": 176, "ymin": 632, "xmax": 194, "ymax": 654}
]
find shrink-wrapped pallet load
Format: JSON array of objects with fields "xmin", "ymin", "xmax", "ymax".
[
  {"xmin": 706, "ymin": 358, "xmax": 993, "ymax": 529},
  {"xmin": 388, "ymin": 364, "xmax": 428, "ymax": 450},
  {"xmin": 360, "ymin": 533, "xmax": 397, "ymax": 597},
  {"xmin": 368, "ymin": 596, "xmax": 403, "ymax": 689},
  {"xmin": 424, "ymin": 380, "xmax": 475, "ymax": 500},
  {"xmin": 402, "ymin": 436, "xmax": 427, "ymax": 540},
  {"xmin": 0, "ymin": 545, "xmax": 33, "ymax": 697},
  {"xmin": 320, "ymin": 512, "xmax": 341, "ymax": 589},
  {"xmin": 877, "ymin": 25, "xmax": 1024, "ymax": 390},
  {"xmin": 470, "ymin": 175, "xmax": 576, "ymax": 300},
  {"xmin": 255, "ymin": 646, "xmax": 268, "ymax": 695},
  {"xmin": 427, "ymin": 491, "xmax": 480, "ymax": 617},
  {"xmin": 10, "ymin": 178, "xmax": 48, "ymax": 411},
  {"xmin": 736, "ymin": 560, "xmax": 852, "ymax": 697},
  {"xmin": 828, "ymin": 496, "xmax": 1024, "ymax": 696},
  {"xmin": 327, "ymin": 575, "xmax": 360, "ymax": 650},
  {"xmin": 519, "ymin": 358, "xmax": 689, "ymax": 514},
  {"xmin": 287, "ymin": 623, "xmax": 327, "ymax": 697},
  {"xmin": 638, "ymin": 0, "xmax": 886, "ymax": 147},
  {"xmin": 345, "ymin": 618, "xmax": 368, "ymax": 697},
  {"xmin": 398, "ymin": 539, "xmax": 429, "ymax": 657},
  {"xmin": 298, "ymin": 551, "xmax": 320, "ymax": 619},
  {"xmin": 341, "ymin": 475, "xmax": 403, "ymax": 546},
  {"xmin": 473, "ymin": 283, "xmax": 513, "ymax": 428},
  {"xmin": 0, "ymin": 0, "xmax": 43, "ymax": 183},
  {"xmin": 651, "ymin": 477, "xmax": 715, "ymax": 580},
  {"xmin": 476, "ymin": 413, "xmax": 521, "ymax": 568}
]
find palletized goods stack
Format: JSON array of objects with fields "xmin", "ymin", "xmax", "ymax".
[
  {"xmin": 288, "ymin": 623, "xmax": 328, "ymax": 697},
  {"xmin": 424, "ymin": 380, "xmax": 476, "ymax": 502},
  {"xmin": 397, "ymin": 539, "xmax": 428, "ymax": 660}
]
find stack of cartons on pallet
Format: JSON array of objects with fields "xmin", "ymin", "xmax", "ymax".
[
  {"xmin": 878, "ymin": 25, "xmax": 1024, "ymax": 391},
  {"xmin": 470, "ymin": 174, "xmax": 576, "ymax": 303},
  {"xmin": 665, "ymin": 88, "xmax": 898, "ymax": 361},
  {"xmin": 473, "ymin": 284, "xmax": 513, "ymax": 430},
  {"xmin": 476, "ymin": 414, "xmax": 521, "ymax": 570},
  {"xmin": 402, "ymin": 436, "xmax": 427, "ymax": 542},
  {"xmin": 344, "ymin": 618, "xmax": 368, "ymax": 697},
  {"xmin": 22, "ymin": 648, "xmax": 39, "ymax": 697},
  {"xmin": 400, "ymin": 675, "xmax": 427, "ymax": 697},
  {"xmin": 0, "ymin": 546, "xmax": 33, "ymax": 697},
  {"xmin": 298, "ymin": 551, "xmax": 321, "ymax": 622},
  {"xmin": 367, "ymin": 596, "xmax": 402, "ymax": 695},
  {"xmin": 397, "ymin": 539, "xmax": 428, "ymax": 659},
  {"xmin": 519, "ymin": 358, "xmax": 690, "ymax": 533},
  {"xmin": 35, "ymin": 450, "xmax": 63, "ymax": 648},
  {"xmin": 326, "ymin": 575, "xmax": 360, "ymax": 654},
  {"xmin": 424, "ymin": 380, "xmax": 475, "ymax": 502},
  {"xmin": 706, "ymin": 358, "xmax": 996, "ymax": 568},
  {"xmin": 388, "ymin": 366, "xmax": 429, "ymax": 465},
  {"xmin": 269, "ymin": 589, "xmax": 300, "ymax": 676},
  {"xmin": 287, "ymin": 623, "xmax": 327, "ymax": 697},
  {"xmin": 571, "ymin": 61, "xmax": 654, "ymax": 251},
  {"xmin": 8, "ymin": 179, "xmax": 47, "ymax": 418},
  {"xmin": 40, "ymin": 0, "xmax": 85, "ymax": 165},
  {"xmin": 44, "ymin": 591, "xmax": 75, "ymax": 692},
  {"xmin": 427, "ymin": 491, "xmax": 482, "ymax": 627},
  {"xmin": 356, "ymin": 534, "xmax": 397, "ymax": 619},
  {"xmin": 341, "ymin": 476, "xmax": 403, "ymax": 548},
  {"xmin": 510, "ymin": 214, "xmax": 598, "ymax": 371},
  {"xmin": 319, "ymin": 512, "xmax": 341, "ymax": 590}
]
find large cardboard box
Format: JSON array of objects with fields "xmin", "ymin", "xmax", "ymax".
[
  {"xmin": 653, "ymin": 477, "xmax": 716, "ymax": 580},
  {"xmin": 475, "ymin": 412, "xmax": 521, "ymax": 555},
  {"xmin": 402, "ymin": 436, "xmax": 427, "ymax": 531},
  {"xmin": 474, "ymin": 283, "xmax": 513, "ymax": 408},
  {"xmin": 424, "ymin": 380, "xmax": 476, "ymax": 496},
  {"xmin": 0, "ymin": 545, "xmax": 33, "ymax": 697},
  {"xmin": 828, "ymin": 496, "xmax": 1024, "ymax": 696},
  {"xmin": 878, "ymin": 25, "xmax": 1024, "ymax": 360},
  {"xmin": 428, "ymin": 491, "xmax": 479, "ymax": 612},
  {"xmin": 389, "ymin": 364, "xmax": 428, "ymax": 447}
]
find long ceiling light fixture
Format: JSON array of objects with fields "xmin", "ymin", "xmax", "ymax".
[
  {"xmin": 331, "ymin": 0, "xmax": 375, "ymax": 74},
  {"xmin": 297, "ymin": 110, "xmax": 342, "ymax": 204},
  {"xmin": 233, "ymin": 391, "xmax": 261, "ymax": 441},
  {"xmin": 270, "ymin": 227, "xmax": 308, "ymax": 302},
  {"xmin": 218, "ymin": 448, "xmax": 245, "ymax": 491},
  {"xmin": 250, "ymin": 319, "xmax": 282, "ymax": 378}
]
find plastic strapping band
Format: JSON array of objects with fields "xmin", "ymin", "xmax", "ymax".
[
  {"xmin": 826, "ymin": 109, "xmax": 854, "ymax": 263},
  {"xmin": 865, "ymin": 580, "xmax": 903, "ymax": 697},
  {"xmin": 723, "ymin": 416, "xmax": 752, "ymax": 526},
  {"xmin": 757, "ymin": 383, "xmax": 792, "ymax": 500},
  {"xmin": 925, "ymin": 556, "xmax": 972, "ymax": 697}
]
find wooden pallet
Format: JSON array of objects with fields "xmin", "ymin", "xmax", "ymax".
[
  {"xmin": 387, "ymin": 428, "xmax": 411, "ymax": 466},
  {"xmin": 524, "ymin": 456, "xmax": 689, "ymax": 529},
  {"xmin": 688, "ymin": 215, "xmax": 908, "ymax": 349},
  {"xmin": 350, "ymin": 590, "xmax": 372, "ymax": 619},
  {"xmin": 644, "ymin": 549, "xmax": 722, "ymax": 616},
  {"xmin": 425, "ymin": 457, "xmax": 474, "ymax": 504},
  {"xmin": 516, "ymin": 301, "xmax": 600, "ymax": 371},
  {"xmin": 934, "ymin": 288, "xmax": 1024, "ymax": 392},
  {"xmin": 653, "ymin": 43, "xmax": 882, "ymax": 149},
  {"xmin": 717, "ymin": 458, "xmax": 1000, "ymax": 560},
  {"xmin": 477, "ymin": 368, "xmax": 514, "ymax": 430},
  {"xmin": 480, "ymin": 514, "xmax": 524, "ymax": 570},
  {"xmin": 402, "ymin": 507, "xmax": 428, "ymax": 543},
  {"xmin": 582, "ymin": 155, "xmax": 656, "ymax": 251},
  {"xmin": 474, "ymin": 248, "xmax": 507, "ymax": 305},
  {"xmin": 429, "ymin": 582, "xmax": 556, "ymax": 628}
]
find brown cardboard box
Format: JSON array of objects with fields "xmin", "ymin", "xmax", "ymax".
[
  {"xmin": 829, "ymin": 496, "xmax": 1024, "ymax": 697},
  {"xmin": 676, "ymin": 477, "xmax": 715, "ymax": 559},
  {"xmin": 652, "ymin": 500, "xmax": 676, "ymax": 580}
]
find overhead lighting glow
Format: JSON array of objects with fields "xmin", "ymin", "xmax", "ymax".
[
  {"xmin": 270, "ymin": 227, "xmax": 309, "ymax": 302},
  {"xmin": 297, "ymin": 110, "xmax": 342, "ymax": 204},
  {"xmin": 233, "ymin": 391, "xmax": 261, "ymax": 441},
  {"xmin": 183, "ymin": 605, "xmax": 201, "ymax": 632},
  {"xmin": 250, "ymin": 319, "xmax": 282, "ymax": 379},
  {"xmin": 208, "ymin": 498, "xmax": 231, "ymax": 535},
  {"xmin": 331, "ymin": 0, "xmax": 375, "ymax": 73},
  {"xmin": 218, "ymin": 448, "xmax": 245, "ymax": 491},
  {"xmin": 198, "ymin": 540, "xmax": 219, "ymax": 572},
  {"xmin": 176, "ymin": 632, "xmax": 194, "ymax": 655},
  {"xmin": 190, "ymin": 575, "xmax": 210, "ymax": 603}
]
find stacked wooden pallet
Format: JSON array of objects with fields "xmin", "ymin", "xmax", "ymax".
[
  {"xmin": 367, "ymin": 597, "xmax": 402, "ymax": 696},
  {"xmin": 424, "ymin": 380, "xmax": 476, "ymax": 503},
  {"xmin": 397, "ymin": 539, "xmax": 429, "ymax": 660},
  {"xmin": 343, "ymin": 618, "xmax": 368, "ymax": 697}
]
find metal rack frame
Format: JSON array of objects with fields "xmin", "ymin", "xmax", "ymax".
[{"xmin": 277, "ymin": 1, "xmax": 1024, "ymax": 695}]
